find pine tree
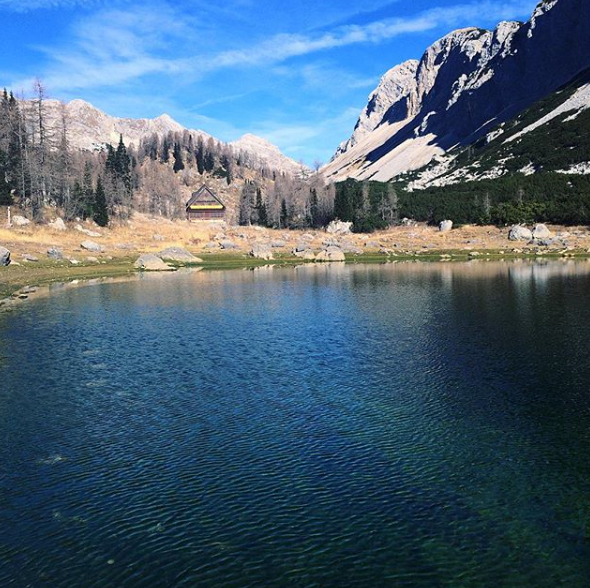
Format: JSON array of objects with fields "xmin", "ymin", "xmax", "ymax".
[
  {"xmin": 93, "ymin": 176, "xmax": 109, "ymax": 227},
  {"xmin": 255, "ymin": 188, "xmax": 268, "ymax": 227},
  {"xmin": 173, "ymin": 143, "xmax": 184, "ymax": 173},
  {"xmin": 309, "ymin": 187, "xmax": 319, "ymax": 227},
  {"xmin": 280, "ymin": 198, "xmax": 289, "ymax": 228}
]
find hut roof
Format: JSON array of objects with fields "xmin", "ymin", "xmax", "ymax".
[{"xmin": 186, "ymin": 185, "xmax": 225, "ymax": 210}]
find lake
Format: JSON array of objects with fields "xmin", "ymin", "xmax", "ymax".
[{"xmin": 1, "ymin": 261, "xmax": 590, "ymax": 587}]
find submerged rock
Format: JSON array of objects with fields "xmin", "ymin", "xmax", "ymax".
[{"xmin": 134, "ymin": 254, "xmax": 175, "ymax": 272}]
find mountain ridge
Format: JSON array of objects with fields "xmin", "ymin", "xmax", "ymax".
[
  {"xmin": 324, "ymin": 0, "xmax": 590, "ymax": 183},
  {"xmin": 42, "ymin": 98, "xmax": 306, "ymax": 176}
]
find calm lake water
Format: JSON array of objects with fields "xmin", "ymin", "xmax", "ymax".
[{"xmin": 1, "ymin": 261, "xmax": 590, "ymax": 587}]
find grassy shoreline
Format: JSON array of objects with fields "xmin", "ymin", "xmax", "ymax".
[{"xmin": 3, "ymin": 249, "xmax": 590, "ymax": 306}]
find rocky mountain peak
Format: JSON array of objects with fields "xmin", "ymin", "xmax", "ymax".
[{"xmin": 324, "ymin": 0, "xmax": 589, "ymax": 183}]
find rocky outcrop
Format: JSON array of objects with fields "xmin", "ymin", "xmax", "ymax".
[
  {"xmin": 325, "ymin": 0, "xmax": 590, "ymax": 182},
  {"xmin": 158, "ymin": 247, "xmax": 202, "ymax": 263},
  {"xmin": 134, "ymin": 254, "xmax": 175, "ymax": 271},
  {"xmin": 0, "ymin": 246, "xmax": 10, "ymax": 266}
]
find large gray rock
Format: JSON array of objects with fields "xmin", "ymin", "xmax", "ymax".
[
  {"xmin": 158, "ymin": 247, "xmax": 202, "ymax": 263},
  {"xmin": 439, "ymin": 220, "xmax": 453, "ymax": 233},
  {"xmin": 47, "ymin": 247, "xmax": 64, "ymax": 260},
  {"xmin": 315, "ymin": 246, "xmax": 346, "ymax": 262},
  {"xmin": 12, "ymin": 215, "xmax": 30, "ymax": 227},
  {"xmin": 294, "ymin": 248, "xmax": 316, "ymax": 260},
  {"xmin": 220, "ymin": 240, "xmax": 239, "ymax": 250},
  {"xmin": 508, "ymin": 225, "xmax": 533, "ymax": 242},
  {"xmin": 250, "ymin": 243, "xmax": 274, "ymax": 260},
  {"xmin": 80, "ymin": 240, "xmax": 105, "ymax": 253},
  {"xmin": 271, "ymin": 240, "xmax": 286, "ymax": 248},
  {"xmin": 326, "ymin": 220, "xmax": 353, "ymax": 235},
  {"xmin": 49, "ymin": 217, "xmax": 67, "ymax": 231},
  {"xmin": 134, "ymin": 254, "xmax": 175, "ymax": 271},
  {"xmin": 532, "ymin": 224, "xmax": 553, "ymax": 240},
  {"xmin": 0, "ymin": 246, "xmax": 10, "ymax": 266},
  {"xmin": 75, "ymin": 224, "xmax": 102, "ymax": 238}
]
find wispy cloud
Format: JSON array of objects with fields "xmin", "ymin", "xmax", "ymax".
[
  {"xmin": 0, "ymin": 0, "xmax": 107, "ymax": 12},
  {"xmin": 11, "ymin": 0, "xmax": 536, "ymax": 94}
]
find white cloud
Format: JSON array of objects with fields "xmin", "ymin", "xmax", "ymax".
[
  {"xmin": 0, "ymin": 0, "xmax": 103, "ymax": 11},
  {"xmin": 10, "ymin": 0, "xmax": 537, "ymax": 94}
]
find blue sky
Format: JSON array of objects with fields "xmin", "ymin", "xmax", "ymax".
[{"xmin": 0, "ymin": 0, "xmax": 539, "ymax": 164}]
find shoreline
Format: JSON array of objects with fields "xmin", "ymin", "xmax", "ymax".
[{"xmin": 3, "ymin": 250, "xmax": 590, "ymax": 312}]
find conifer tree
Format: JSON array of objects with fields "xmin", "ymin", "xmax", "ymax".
[
  {"xmin": 93, "ymin": 176, "xmax": 109, "ymax": 227},
  {"xmin": 173, "ymin": 142, "xmax": 184, "ymax": 173}
]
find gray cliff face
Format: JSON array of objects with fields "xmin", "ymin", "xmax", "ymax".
[{"xmin": 327, "ymin": 0, "xmax": 590, "ymax": 182}]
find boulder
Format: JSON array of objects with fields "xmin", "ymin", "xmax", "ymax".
[
  {"xmin": 532, "ymin": 224, "xmax": 553, "ymax": 240},
  {"xmin": 271, "ymin": 240, "xmax": 286, "ymax": 248},
  {"xmin": 47, "ymin": 247, "xmax": 64, "ymax": 260},
  {"xmin": 508, "ymin": 225, "xmax": 533, "ymax": 241},
  {"xmin": 12, "ymin": 215, "xmax": 30, "ymax": 227},
  {"xmin": 326, "ymin": 220, "xmax": 353, "ymax": 235},
  {"xmin": 0, "ymin": 246, "xmax": 10, "ymax": 266},
  {"xmin": 86, "ymin": 256, "xmax": 99, "ymax": 263},
  {"xmin": 365, "ymin": 240, "xmax": 380, "ymax": 248},
  {"xmin": 49, "ymin": 217, "xmax": 67, "ymax": 231},
  {"xmin": 315, "ymin": 246, "xmax": 346, "ymax": 262},
  {"xmin": 204, "ymin": 241, "xmax": 218, "ymax": 249},
  {"xmin": 80, "ymin": 240, "xmax": 105, "ymax": 253},
  {"xmin": 439, "ymin": 220, "xmax": 453, "ymax": 233},
  {"xmin": 134, "ymin": 254, "xmax": 175, "ymax": 272},
  {"xmin": 219, "ymin": 240, "xmax": 239, "ymax": 250},
  {"xmin": 75, "ymin": 224, "xmax": 102, "ymax": 238},
  {"xmin": 158, "ymin": 247, "xmax": 202, "ymax": 263},
  {"xmin": 250, "ymin": 243, "xmax": 274, "ymax": 260},
  {"xmin": 23, "ymin": 254, "xmax": 39, "ymax": 262},
  {"xmin": 294, "ymin": 249, "xmax": 316, "ymax": 260}
]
